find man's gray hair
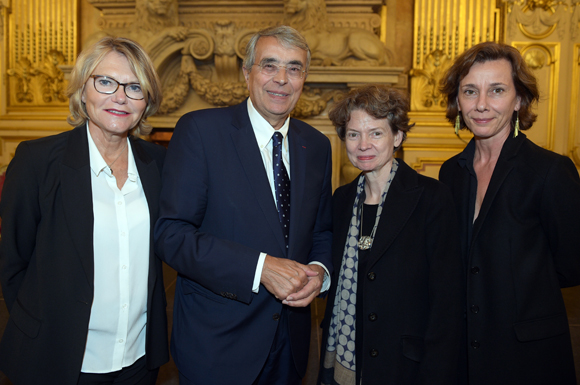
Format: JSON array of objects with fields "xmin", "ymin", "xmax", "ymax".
[{"xmin": 243, "ymin": 25, "xmax": 311, "ymax": 72}]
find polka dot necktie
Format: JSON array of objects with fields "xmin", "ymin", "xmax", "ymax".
[{"xmin": 272, "ymin": 132, "xmax": 290, "ymax": 249}]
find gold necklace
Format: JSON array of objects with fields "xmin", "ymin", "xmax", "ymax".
[{"xmin": 107, "ymin": 141, "xmax": 127, "ymax": 175}]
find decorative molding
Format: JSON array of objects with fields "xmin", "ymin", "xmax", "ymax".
[
  {"xmin": 503, "ymin": 0, "xmax": 580, "ymax": 40},
  {"xmin": 4, "ymin": 0, "xmax": 76, "ymax": 111},
  {"xmin": 409, "ymin": 49, "xmax": 452, "ymax": 110},
  {"xmin": 515, "ymin": 42, "xmax": 559, "ymax": 150},
  {"xmin": 410, "ymin": 0, "xmax": 499, "ymax": 112}
]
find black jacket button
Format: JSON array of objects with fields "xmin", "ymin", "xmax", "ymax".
[
  {"xmin": 368, "ymin": 313, "xmax": 377, "ymax": 321},
  {"xmin": 367, "ymin": 272, "xmax": 376, "ymax": 281},
  {"xmin": 471, "ymin": 267, "xmax": 480, "ymax": 274},
  {"xmin": 471, "ymin": 340, "xmax": 480, "ymax": 349},
  {"xmin": 370, "ymin": 349, "xmax": 379, "ymax": 357},
  {"xmin": 470, "ymin": 305, "xmax": 479, "ymax": 313},
  {"xmin": 272, "ymin": 313, "xmax": 280, "ymax": 321}
]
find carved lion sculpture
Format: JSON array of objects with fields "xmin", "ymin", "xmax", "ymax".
[
  {"xmin": 136, "ymin": 0, "xmax": 179, "ymax": 33},
  {"xmin": 283, "ymin": 0, "xmax": 391, "ymax": 66}
]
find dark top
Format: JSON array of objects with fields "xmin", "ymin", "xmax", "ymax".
[
  {"xmin": 439, "ymin": 132, "xmax": 580, "ymax": 385},
  {"xmin": 0, "ymin": 126, "xmax": 169, "ymax": 385},
  {"xmin": 320, "ymin": 159, "xmax": 463, "ymax": 385}
]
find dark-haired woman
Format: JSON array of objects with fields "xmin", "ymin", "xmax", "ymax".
[{"xmin": 440, "ymin": 41, "xmax": 580, "ymax": 385}]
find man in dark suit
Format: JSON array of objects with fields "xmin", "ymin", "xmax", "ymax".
[{"xmin": 154, "ymin": 25, "xmax": 333, "ymax": 385}]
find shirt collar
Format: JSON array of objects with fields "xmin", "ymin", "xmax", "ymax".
[
  {"xmin": 247, "ymin": 98, "xmax": 290, "ymax": 148},
  {"xmin": 86, "ymin": 123, "xmax": 138, "ymax": 181}
]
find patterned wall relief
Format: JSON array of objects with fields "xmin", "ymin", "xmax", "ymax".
[
  {"xmin": 503, "ymin": 0, "xmax": 570, "ymax": 40},
  {"xmin": 515, "ymin": 42, "xmax": 560, "ymax": 150},
  {"xmin": 410, "ymin": 0, "xmax": 500, "ymax": 112},
  {"xmin": 3, "ymin": 0, "xmax": 76, "ymax": 112},
  {"xmin": 82, "ymin": 0, "xmax": 404, "ymax": 124}
]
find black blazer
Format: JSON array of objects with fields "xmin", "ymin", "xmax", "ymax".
[
  {"xmin": 0, "ymin": 125, "xmax": 169, "ymax": 385},
  {"xmin": 439, "ymin": 133, "xmax": 580, "ymax": 385},
  {"xmin": 319, "ymin": 160, "xmax": 463, "ymax": 385}
]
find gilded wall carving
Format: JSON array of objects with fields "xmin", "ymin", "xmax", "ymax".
[
  {"xmin": 7, "ymin": 1, "xmax": 577, "ymax": 181},
  {"xmin": 3, "ymin": 0, "xmax": 76, "ymax": 112},
  {"xmin": 502, "ymin": 0, "xmax": 580, "ymax": 162},
  {"xmin": 0, "ymin": 0, "xmax": 411, "ymax": 188},
  {"xmin": 283, "ymin": 0, "xmax": 393, "ymax": 66},
  {"xmin": 410, "ymin": 0, "xmax": 500, "ymax": 113},
  {"xmin": 78, "ymin": 0, "xmax": 402, "ymax": 124}
]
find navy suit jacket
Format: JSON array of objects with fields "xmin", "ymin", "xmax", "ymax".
[
  {"xmin": 155, "ymin": 100, "xmax": 333, "ymax": 384},
  {"xmin": 0, "ymin": 126, "xmax": 169, "ymax": 385}
]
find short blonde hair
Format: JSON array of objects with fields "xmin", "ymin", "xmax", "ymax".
[{"xmin": 67, "ymin": 36, "xmax": 162, "ymax": 136}]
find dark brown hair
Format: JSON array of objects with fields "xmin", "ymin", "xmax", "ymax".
[
  {"xmin": 329, "ymin": 84, "xmax": 414, "ymax": 150},
  {"xmin": 440, "ymin": 41, "xmax": 539, "ymax": 132}
]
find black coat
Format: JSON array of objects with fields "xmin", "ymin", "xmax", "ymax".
[
  {"xmin": 319, "ymin": 160, "xmax": 463, "ymax": 385},
  {"xmin": 439, "ymin": 132, "xmax": 580, "ymax": 385},
  {"xmin": 0, "ymin": 126, "xmax": 169, "ymax": 385}
]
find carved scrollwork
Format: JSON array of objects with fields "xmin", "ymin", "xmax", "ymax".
[
  {"xmin": 235, "ymin": 29, "xmax": 259, "ymax": 61},
  {"xmin": 7, "ymin": 50, "xmax": 68, "ymax": 104},
  {"xmin": 35, "ymin": 50, "xmax": 68, "ymax": 103},
  {"xmin": 158, "ymin": 55, "xmax": 248, "ymax": 114},
  {"xmin": 504, "ymin": 0, "xmax": 569, "ymax": 40},
  {"xmin": 7, "ymin": 58, "xmax": 36, "ymax": 103},
  {"xmin": 291, "ymin": 88, "xmax": 342, "ymax": 119},
  {"xmin": 409, "ymin": 49, "xmax": 452, "ymax": 109},
  {"xmin": 523, "ymin": 48, "xmax": 547, "ymax": 69}
]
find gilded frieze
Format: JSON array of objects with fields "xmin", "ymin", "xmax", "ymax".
[
  {"xmin": 410, "ymin": 0, "xmax": 499, "ymax": 113},
  {"xmin": 3, "ymin": 0, "xmax": 76, "ymax": 112}
]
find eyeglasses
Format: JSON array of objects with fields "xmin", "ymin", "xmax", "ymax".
[
  {"xmin": 254, "ymin": 62, "xmax": 306, "ymax": 79},
  {"xmin": 89, "ymin": 75, "xmax": 145, "ymax": 100}
]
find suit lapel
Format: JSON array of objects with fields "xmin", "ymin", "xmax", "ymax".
[
  {"xmin": 60, "ymin": 126, "xmax": 94, "ymax": 287},
  {"xmin": 131, "ymin": 138, "xmax": 160, "ymax": 294},
  {"xmin": 472, "ymin": 134, "xmax": 524, "ymax": 241},
  {"xmin": 230, "ymin": 102, "xmax": 287, "ymax": 254},
  {"xmin": 288, "ymin": 121, "xmax": 306, "ymax": 259},
  {"xmin": 365, "ymin": 162, "xmax": 423, "ymax": 269}
]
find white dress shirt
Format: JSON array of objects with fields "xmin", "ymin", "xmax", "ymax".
[
  {"xmin": 81, "ymin": 125, "xmax": 150, "ymax": 373},
  {"xmin": 246, "ymin": 99, "xmax": 330, "ymax": 293}
]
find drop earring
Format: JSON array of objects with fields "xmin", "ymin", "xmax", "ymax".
[
  {"xmin": 514, "ymin": 112, "xmax": 520, "ymax": 138},
  {"xmin": 455, "ymin": 114, "xmax": 461, "ymax": 135}
]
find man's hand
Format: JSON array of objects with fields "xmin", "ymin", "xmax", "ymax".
[
  {"xmin": 260, "ymin": 255, "xmax": 311, "ymax": 301},
  {"xmin": 282, "ymin": 264, "xmax": 324, "ymax": 308}
]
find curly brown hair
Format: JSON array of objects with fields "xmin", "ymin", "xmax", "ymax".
[
  {"xmin": 440, "ymin": 41, "xmax": 539, "ymax": 132},
  {"xmin": 329, "ymin": 84, "xmax": 414, "ymax": 150}
]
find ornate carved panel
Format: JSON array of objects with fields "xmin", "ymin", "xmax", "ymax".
[
  {"xmin": 410, "ymin": 0, "xmax": 500, "ymax": 112},
  {"xmin": 2, "ymin": 0, "xmax": 77, "ymax": 117},
  {"xmin": 514, "ymin": 42, "xmax": 560, "ymax": 150}
]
